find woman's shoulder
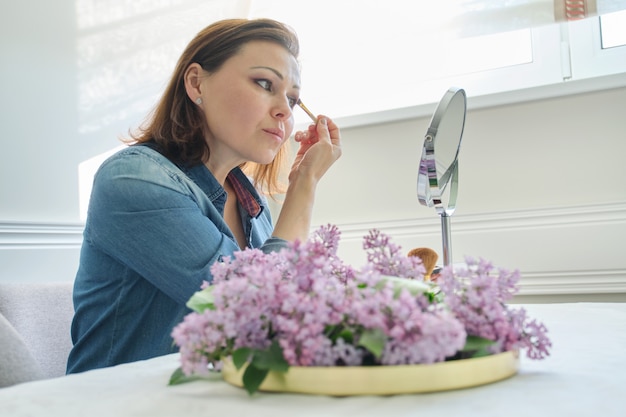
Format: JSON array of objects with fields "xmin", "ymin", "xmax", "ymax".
[
  {"xmin": 91, "ymin": 145, "xmax": 206, "ymax": 202},
  {"xmin": 91, "ymin": 145, "xmax": 203, "ymax": 206},
  {"xmin": 100, "ymin": 144, "xmax": 168, "ymax": 165},
  {"xmin": 97, "ymin": 144, "xmax": 183, "ymax": 179}
]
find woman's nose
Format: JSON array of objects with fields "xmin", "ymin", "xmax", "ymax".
[{"xmin": 273, "ymin": 97, "xmax": 293, "ymax": 120}]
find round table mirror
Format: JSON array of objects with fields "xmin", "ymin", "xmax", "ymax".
[{"xmin": 417, "ymin": 87, "xmax": 466, "ymax": 266}]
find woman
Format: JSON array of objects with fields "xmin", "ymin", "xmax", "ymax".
[{"xmin": 67, "ymin": 18, "xmax": 342, "ymax": 374}]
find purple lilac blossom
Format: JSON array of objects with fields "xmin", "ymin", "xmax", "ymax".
[
  {"xmin": 171, "ymin": 226, "xmax": 550, "ymax": 377},
  {"xmin": 363, "ymin": 229, "xmax": 426, "ymax": 279},
  {"xmin": 438, "ymin": 256, "xmax": 551, "ymax": 359}
]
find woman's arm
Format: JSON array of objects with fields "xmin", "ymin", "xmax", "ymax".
[
  {"xmin": 86, "ymin": 149, "xmax": 242, "ymax": 305},
  {"xmin": 271, "ymin": 116, "xmax": 342, "ymax": 242}
]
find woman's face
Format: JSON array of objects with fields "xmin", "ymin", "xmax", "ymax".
[{"xmin": 199, "ymin": 40, "xmax": 301, "ymax": 171}]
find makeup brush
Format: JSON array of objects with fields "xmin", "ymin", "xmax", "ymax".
[
  {"xmin": 297, "ymin": 99, "xmax": 318, "ymax": 123},
  {"xmin": 407, "ymin": 247, "xmax": 439, "ymax": 281}
]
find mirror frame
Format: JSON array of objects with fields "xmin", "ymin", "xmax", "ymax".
[
  {"xmin": 417, "ymin": 87, "xmax": 467, "ymax": 267},
  {"xmin": 417, "ymin": 87, "xmax": 466, "ymax": 216}
]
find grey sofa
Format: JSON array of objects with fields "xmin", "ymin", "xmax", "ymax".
[{"xmin": 0, "ymin": 282, "xmax": 74, "ymax": 388}]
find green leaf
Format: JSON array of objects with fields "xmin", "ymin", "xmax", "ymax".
[
  {"xmin": 326, "ymin": 324, "xmax": 353, "ymax": 344},
  {"xmin": 237, "ymin": 342, "xmax": 290, "ymax": 395},
  {"xmin": 168, "ymin": 367, "xmax": 187, "ymax": 385},
  {"xmin": 338, "ymin": 328, "xmax": 354, "ymax": 344},
  {"xmin": 251, "ymin": 340, "xmax": 289, "ymax": 372},
  {"xmin": 462, "ymin": 335, "xmax": 495, "ymax": 351},
  {"xmin": 242, "ymin": 364, "xmax": 269, "ymax": 395},
  {"xmin": 186, "ymin": 287, "xmax": 215, "ymax": 313},
  {"xmin": 379, "ymin": 275, "xmax": 432, "ymax": 297},
  {"xmin": 471, "ymin": 348, "xmax": 491, "ymax": 358},
  {"xmin": 168, "ymin": 367, "xmax": 210, "ymax": 385},
  {"xmin": 430, "ymin": 290, "xmax": 445, "ymax": 304},
  {"xmin": 232, "ymin": 347, "xmax": 252, "ymax": 370},
  {"xmin": 461, "ymin": 336, "xmax": 495, "ymax": 358},
  {"xmin": 358, "ymin": 328, "xmax": 386, "ymax": 359}
]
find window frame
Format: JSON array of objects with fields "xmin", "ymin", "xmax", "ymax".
[
  {"xmin": 331, "ymin": 17, "xmax": 626, "ymax": 129},
  {"xmin": 567, "ymin": 14, "xmax": 626, "ymax": 80}
]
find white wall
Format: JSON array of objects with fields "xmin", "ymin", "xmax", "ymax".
[
  {"xmin": 1, "ymin": 0, "xmax": 81, "ymax": 223},
  {"xmin": 0, "ymin": 1, "xmax": 83, "ymax": 284},
  {"xmin": 1, "ymin": 1, "xmax": 625, "ymax": 302},
  {"xmin": 309, "ymin": 87, "xmax": 626, "ymax": 302}
]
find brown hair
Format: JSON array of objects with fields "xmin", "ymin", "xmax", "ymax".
[{"xmin": 128, "ymin": 18, "xmax": 300, "ymax": 196}]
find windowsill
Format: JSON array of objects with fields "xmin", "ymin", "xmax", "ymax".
[{"xmin": 314, "ymin": 71, "xmax": 626, "ymax": 130}]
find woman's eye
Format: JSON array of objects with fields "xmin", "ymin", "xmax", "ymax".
[
  {"xmin": 256, "ymin": 79, "xmax": 272, "ymax": 91},
  {"xmin": 256, "ymin": 78, "xmax": 297, "ymax": 108}
]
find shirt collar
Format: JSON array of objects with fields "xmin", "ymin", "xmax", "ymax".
[
  {"xmin": 182, "ymin": 164, "xmax": 263, "ymax": 218},
  {"xmin": 227, "ymin": 169, "xmax": 262, "ymax": 218}
]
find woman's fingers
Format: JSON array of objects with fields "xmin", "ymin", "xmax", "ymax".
[
  {"xmin": 294, "ymin": 122, "xmax": 319, "ymax": 143},
  {"xmin": 288, "ymin": 114, "xmax": 341, "ymax": 180},
  {"xmin": 295, "ymin": 115, "xmax": 337, "ymax": 142}
]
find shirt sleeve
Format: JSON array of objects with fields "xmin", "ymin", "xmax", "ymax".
[
  {"xmin": 260, "ymin": 237, "xmax": 289, "ymax": 254},
  {"xmin": 84, "ymin": 150, "xmax": 243, "ymax": 305}
]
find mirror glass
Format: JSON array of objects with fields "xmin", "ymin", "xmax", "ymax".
[{"xmin": 417, "ymin": 87, "xmax": 467, "ymax": 266}]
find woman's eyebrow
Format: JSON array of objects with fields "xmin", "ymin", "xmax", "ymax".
[
  {"xmin": 251, "ymin": 66, "xmax": 300, "ymax": 89},
  {"xmin": 251, "ymin": 66, "xmax": 284, "ymax": 79}
]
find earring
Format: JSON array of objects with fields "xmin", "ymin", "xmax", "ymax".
[{"xmin": 195, "ymin": 97, "xmax": 203, "ymax": 105}]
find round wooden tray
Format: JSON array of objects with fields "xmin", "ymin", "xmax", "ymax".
[{"xmin": 221, "ymin": 350, "xmax": 519, "ymax": 396}]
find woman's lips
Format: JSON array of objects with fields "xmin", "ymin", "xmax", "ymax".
[{"xmin": 263, "ymin": 128, "xmax": 285, "ymax": 142}]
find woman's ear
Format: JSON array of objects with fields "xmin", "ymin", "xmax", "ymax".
[{"xmin": 184, "ymin": 63, "xmax": 204, "ymax": 104}]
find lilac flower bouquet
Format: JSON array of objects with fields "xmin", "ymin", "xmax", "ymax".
[{"xmin": 170, "ymin": 225, "xmax": 551, "ymax": 394}]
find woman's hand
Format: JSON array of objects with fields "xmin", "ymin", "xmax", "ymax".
[
  {"xmin": 271, "ymin": 116, "xmax": 341, "ymax": 243},
  {"xmin": 291, "ymin": 115, "xmax": 342, "ymax": 184}
]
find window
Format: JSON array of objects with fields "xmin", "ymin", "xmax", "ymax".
[
  {"xmin": 568, "ymin": 10, "xmax": 626, "ymax": 80},
  {"xmin": 246, "ymin": 0, "xmax": 562, "ymax": 125},
  {"xmin": 600, "ymin": 9, "xmax": 626, "ymax": 49},
  {"xmin": 76, "ymin": 1, "xmax": 626, "ymax": 218}
]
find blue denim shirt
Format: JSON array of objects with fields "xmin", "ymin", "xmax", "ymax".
[{"xmin": 67, "ymin": 145, "xmax": 287, "ymax": 374}]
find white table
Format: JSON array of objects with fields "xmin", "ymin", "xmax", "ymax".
[{"xmin": 1, "ymin": 303, "xmax": 625, "ymax": 417}]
